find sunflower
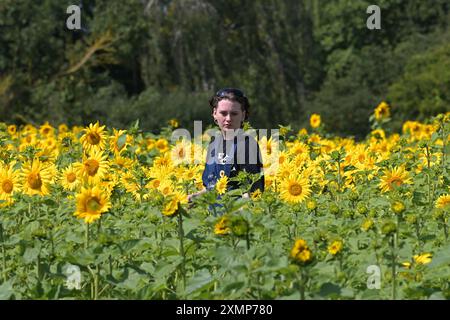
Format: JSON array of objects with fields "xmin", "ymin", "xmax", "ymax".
[
  {"xmin": 58, "ymin": 123, "xmax": 69, "ymax": 133},
  {"xmin": 162, "ymin": 198, "xmax": 179, "ymax": 216},
  {"xmin": 290, "ymin": 239, "xmax": 313, "ymax": 263},
  {"xmin": 120, "ymin": 171, "xmax": 144, "ymax": 201},
  {"xmin": 310, "ymin": 114, "xmax": 321, "ymax": 129},
  {"xmin": 374, "ymin": 101, "xmax": 390, "ymax": 120},
  {"xmin": 75, "ymin": 186, "xmax": 111, "ymax": 224},
  {"xmin": 59, "ymin": 164, "xmax": 80, "ymax": 191},
  {"xmin": 110, "ymin": 129, "xmax": 131, "ymax": 155},
  {"xmin": 155, "ymin": 138, "xmax": 169, "ymax": 153},
  {"xmin": 75, "ymin": 149, "xmax": 109, "ymax": 184},
  {"xmin": 413, "ymin": 253, "xmax": 432, "ymax": 265},
  {"xmin": 328, "ymin": 240, "xmax": 343, "ymax": 255},
  {"xmin": 280, "ymin": 175, "xmax": 311, "ymax": 204},
  {"xmin": 216, "ymin": 174, "xmax": 228, "ymax": 195},
  {"xmin": 214, "ymin": 216, "xmax": 231, "ymax": 235},
  {"xmin": 171, "ymin": 140, "xmax": 192, "ymax": 165},
  {"xmin": 39, "ymin": 122, "xmax": 55, "ymax": 137},
  {"xmin": 379, "ymin": 166, "xmax": 412, "ymax": 193},
  {"xmin": 0, "ymin": 163, "xmax": 21, "ymax": 206},
  {"xmin": 21, "ymin": 159, "xmax": 55, "ymax": 196},
  {"xmin": 168, "ymin": 118, "xmax": 179, "ymax": 128},
  {"xmin": 80, "ymin": 122, "xmax": 107, "ymax": 153},
  {"xmin": 435, "ymin": 194, "xmax": 450, "ymax": 209},
  {"xmin": 7, "ymin": 125, "xmax": 17, "ymax": 136}
]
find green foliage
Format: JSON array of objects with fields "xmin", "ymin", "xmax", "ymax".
[{"xmin": 0, "ymin": 0, "xmax": 449, "ymax": 136}]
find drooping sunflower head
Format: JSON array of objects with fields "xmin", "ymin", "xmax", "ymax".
[
  {"xmin": 280, "ymin": 175, "xmax": 311, "ymax": 204},
  {"xmin": 80, "ymin": 122, "xmax": 107, "ymax": 153},
  {"xmin": 75, "ymin": 186, "xmax": 111, "ymax": 224}
]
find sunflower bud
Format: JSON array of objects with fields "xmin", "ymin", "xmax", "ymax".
[
  {"xmin": 343, "ymin": 209, "xmax": 354, "ymax": 218},
  {"xmin": 405, "ymin": 214, "xmax": 417, "ymax": 224},
  {"xmin": 391, "ymin": 200, "xmax": 406, "ymax": 214},
  {"xmin": 306, "ymin": 199, "xmax": 317, "ymax": 211},
  {"xmin": 381, "ymin": 220, "xmax": 397, "ymax": 235},
  {"xmin": 357, "ymin": 202, "xmax": 368, "ymax": 215},
  {"xmin": 230, "ymin": 216, "xmax": 249, "ymax": 237},
  {"xmin": 349, "ymin": 191, "xmax": 359, "ymax": 202},
  {"xmin": 329, "ymin": 203, "xmax": 340, "ymax": 215}
]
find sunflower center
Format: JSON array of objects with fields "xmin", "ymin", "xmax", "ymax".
[
  {"xmin": 152, "ymin": 181, "xmax": 160, "ymax": 190},
  {"xmin": 85, "ymin": 159, "xmax": 100, "ymax": 176},
  {"xmin": 2, "ymin": 180, "xmax": 13, "ymax": 193},
  {"xmin": 42, "ymin": 128, "xmax": 50, "ymax": 135},
  {"xmin": 67, "ymin": 172, "xmax": 77, "ymax": 183},
  {"xmin": 87, "ymin": 132, "xmax": 101, "ymax": 145},
  {"xmin": 178, "ymin": 148, "xmax": 186, "ymax": 158},
  {"xmin": 86, "ymin": 197, "xmax": 101, "ymax": 212},
  {"xmin": 358, "ymin": 154, "xmax": 365, "ymax": 163},
  {"xmin": 27, "ymin": 173, "xmax": 42, "ymax": 190},
  {"xmin": 289, "ymin": 183, "xmax": 303, "ymax": 196},
  {"xmin": 389, "ymin": 178, "xmax": 403, "ymax": 187}
]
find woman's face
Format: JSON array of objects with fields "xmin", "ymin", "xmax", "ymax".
[{"xmin": 213, "ymin": 99, "xmax": 246, "ymax": 132}]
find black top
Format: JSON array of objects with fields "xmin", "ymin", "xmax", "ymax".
[{"xmin": 204, "ymin": 132, "xmax": 265, "ymax": 194}]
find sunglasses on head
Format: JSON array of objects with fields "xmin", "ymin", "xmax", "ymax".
[{"xmin": 215, "ymin": 88, "xmax": 246, "ymax": 98}]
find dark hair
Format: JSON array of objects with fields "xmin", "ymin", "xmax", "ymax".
[{"xmin": 209, "ymin": 88, "xmax": 250, "ymax": 121}]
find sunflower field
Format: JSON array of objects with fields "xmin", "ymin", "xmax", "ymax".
[{"xmin": 0, "ymin": 107, "xmax": 449, "ymax": 300}]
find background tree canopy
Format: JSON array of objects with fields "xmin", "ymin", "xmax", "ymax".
[{"xmin": 0, "ymin": 0, "xmax": 449, "ymax": 137}]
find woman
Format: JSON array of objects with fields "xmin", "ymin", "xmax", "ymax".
[{"xmin": 188, "ymin": 88, "xmax": 264, "ymax": 203}]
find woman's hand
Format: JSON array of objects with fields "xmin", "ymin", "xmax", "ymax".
[{"xmin": 187, "ymin": 189, "xmax": 207, "ymax": 203}]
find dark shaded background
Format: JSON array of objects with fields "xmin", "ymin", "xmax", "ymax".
[{"xmin": 0, "ymin": 0, "xmax": 449, "ymax": 138}]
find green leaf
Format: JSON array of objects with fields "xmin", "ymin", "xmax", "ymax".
[
  {"xmin": 0, "ymin": 280, "xmax": 14, "ymax": 300},
  {"xmin": 23, "ymin": 247, "xmax": 40, "ymax": 264},
  {"xmin": 185, "ymin": 269, "xmax": 214, "ymax": 296},
  {"xmin": 117, "ymin": 133, "xmax": 127, "ymax": 151}
]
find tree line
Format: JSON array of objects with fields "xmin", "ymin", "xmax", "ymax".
[{"xmin": 0, "ymin": 0, "xmax": 449, "ymax": 137}]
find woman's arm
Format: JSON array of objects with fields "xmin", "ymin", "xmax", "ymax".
[{"xmin": 187, "ymin": 189, "xmax": 207, "ymax": 202}]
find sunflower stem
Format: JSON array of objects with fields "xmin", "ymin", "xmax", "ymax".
[
  {"xmin": 85, "ymin": 223, "xmax": 90, "ymax": 250},
  {"xmin": 0, "ymin": 223, "xmax": 7, "ymax": 282},
  {"xmin": 177, "ymin": 212, "xmax": 186, "ymax": 293},
  {"xmin": 391, "ymin": 233, "xmax": 397, "ymax": 300}
]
